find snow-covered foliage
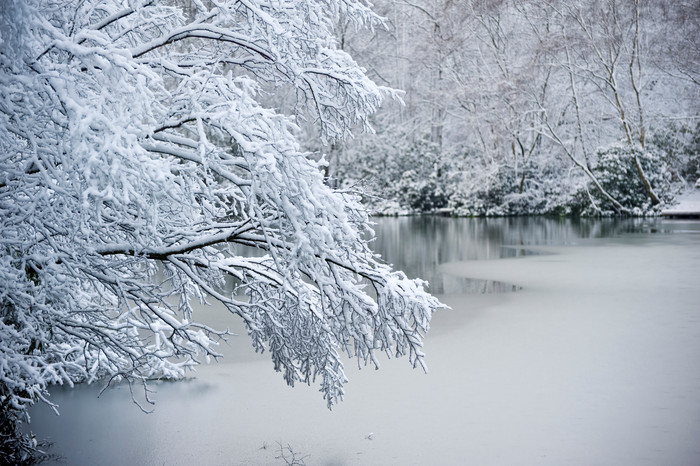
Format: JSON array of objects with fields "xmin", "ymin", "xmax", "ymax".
[
  {"xmin": 0, "ymin": 0, "xmax": 443, "ymax": 456},
  {"xmin": 649, "ymin": 123, "xmax": 700, "ymax": 186},
  {"xmin": 582, "ymin": 144, "xmax": 675, "ymax": 215},
  {"xmin": 334, "ymin": 130, "xmax": 452, "ymax": 214}
]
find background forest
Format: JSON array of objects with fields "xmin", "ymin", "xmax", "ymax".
[{"xmin": 307, "ymin": 0, "xmax": 699, "ymax": 216}]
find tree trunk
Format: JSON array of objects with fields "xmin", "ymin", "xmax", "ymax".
[{"xmin": 632, "ymin": 154, "xmax": 661, "ymax": 205}]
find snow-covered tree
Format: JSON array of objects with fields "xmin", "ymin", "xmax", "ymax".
[
  {"xmin": 0, "ymin": 0, "xmax": 442, "ymax": 460},
  {"xmin": 330, "ymin": 0, "xmax": 698, "ymax": 216}
]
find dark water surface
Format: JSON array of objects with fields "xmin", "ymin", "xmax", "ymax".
[{"xmin": 369, "ymin": 216, "xmax": 689, "ymax": 294}]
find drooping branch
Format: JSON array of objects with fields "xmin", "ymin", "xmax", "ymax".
[{"xmin": 131, "ymin": 25, "xmax": 274, "ymax": 60}]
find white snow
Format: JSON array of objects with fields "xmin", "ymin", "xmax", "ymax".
[{"xmin": 662, "ymin": 189, "xmax": 700, "ymax": 216}]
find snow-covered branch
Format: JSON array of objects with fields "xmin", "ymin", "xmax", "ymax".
[{"xmin": 0, "ymin": 0, "xmax": 443, "ymax": 458}]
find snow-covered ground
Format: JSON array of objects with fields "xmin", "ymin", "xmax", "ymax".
[
  {"xmin": 663, "ymin": 188, "xmax": 700, "ymax": 216},
  {"xmin": 28, "ymin": 220, "xmax": 700, "ymax": 465}
]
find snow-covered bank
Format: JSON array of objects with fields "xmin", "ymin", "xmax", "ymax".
[
  {"xmin": 28, "ymin": 220, "xmax": 700, "ymax": 465},
  {"xmin": 662, "ymin": 188, "xmax": 700, "ymax": 218}
]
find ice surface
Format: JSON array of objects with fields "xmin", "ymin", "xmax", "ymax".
[{"xmin": 27, "ymin": 219, "xmax": 700, "ymax": 465}]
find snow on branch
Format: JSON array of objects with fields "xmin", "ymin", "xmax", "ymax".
[{"xmin": 0, "ymin": 0, "xmax": 442, "ymax": 439}]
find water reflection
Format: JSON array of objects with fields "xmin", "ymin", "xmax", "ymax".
[{"xmin": 369, "ymin": 216, "xmax": 692, "ymax": 295}]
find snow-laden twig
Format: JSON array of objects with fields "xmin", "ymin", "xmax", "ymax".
[{"xmin": 0, "ymin": 1, "xmax": 444, "ymax": 456}]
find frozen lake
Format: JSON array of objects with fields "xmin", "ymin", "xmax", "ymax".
[{"xmin": 27, "ymin": 217, "xmax": 700, "ymax": 465}]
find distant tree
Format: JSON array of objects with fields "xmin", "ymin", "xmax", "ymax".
[
  {"xmin": 0, "ymin": 0, "xmax": 442, "ymax": 461},
  {"xmin": 555, "ymin": 0, "xmax": 662, "ymax": 204},
  {"xmin": 332, "ymin": 0, "xmax": 698, "ymax": 216}
]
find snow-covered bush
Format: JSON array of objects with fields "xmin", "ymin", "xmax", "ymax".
[
  {"xmin": 392, "ymin": 140, "xmax": 450, "ymax": 212},
  {"xmin": 649, "ymin": 123, "xmax": 700, "ymax": 186},
  {"xmin": 449, "ymin": 163, "xmax": 516, "ymax": 216},
  {"xmin": 333, "ymin": 132, "xmax": 451, "ymax": 214},
  {"xmin": 584, "ymin": 144, "xmax": 673, "ymax": 214},
  {"xmin": 448, "ymin": 156, "xmax": 586, "ymax": 217}
]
